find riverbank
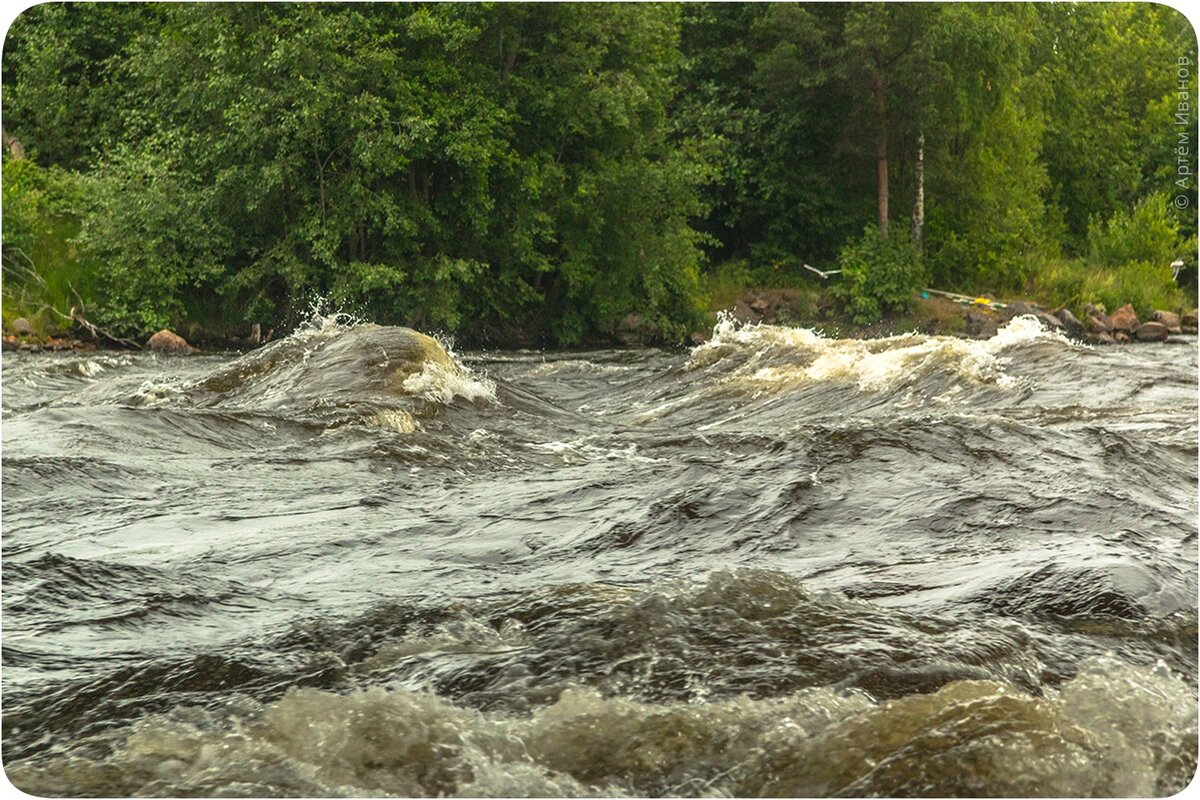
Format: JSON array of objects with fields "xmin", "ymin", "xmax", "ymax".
[{"xmin": 3, "ymin": 289, "xmax": 1197, "ymax": 354}]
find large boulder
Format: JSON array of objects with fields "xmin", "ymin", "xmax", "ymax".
[
  {"xmin": 1134, "ymin": 321, "xmax": 1169, "ymax": 342},
  {"xmin": 728, "ymin": 301, "xmax": 762, "ymax": 326},
  {"xmin": 1036, "ymin": 312, "xmax": 1065, "ymax": 333},
  {"xmin": 1006, "ymin": 300, "xmax": 1039, "ymax": 317},
  {"xmin": 1183, "ymin": 311, "xmax": 1199, "ymax": 334},
  {"xmin": 1152, "ymin": 310, "xmax": 1183, "ymax": 334},
  {"xmin": 964, "ymin": 308, "xmax": 998, "ymax": 338},
  {"xmin": 1110, "ymin": 304, "xmax": 1139, "ymax": 332},
  {"xmin": 1052, "ymin": 307, "xmax": 1084, "ymax": 338},
  {"xmin": 146, "ymin": 329, "xmax": 197, "ymax": 353}
]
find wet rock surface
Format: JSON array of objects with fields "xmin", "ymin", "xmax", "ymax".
[
  {"xmin": 146, "ymin": 329, "xmax": 197, "ymax": 354},
  {"xmin": 1135, "ymin": 321, "xmax": 1170, "ymax": 342},
  {"xmin": 1110, "ymin": 304, "xmax": 1139, "ymax": 333}
]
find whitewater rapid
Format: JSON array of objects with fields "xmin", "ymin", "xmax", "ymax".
[{"xmin": 2, "ymin": 314, "xmax": 1196, "ymax": 796}]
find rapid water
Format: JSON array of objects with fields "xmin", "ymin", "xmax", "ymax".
[{"xmin": 2, "ymin": 314, "xmax": 1197, "ymax": 797}]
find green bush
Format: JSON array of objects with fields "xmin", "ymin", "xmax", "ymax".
[
  {"xmin": 76, "ymin": 150, "xmax": 227, "ymax": 336},
  {"xmin": 1, "ymin": 156, "xmax": 99, "ymax": 335},
  {"xmin": 832, "ymin": 225, "xmax": 925, "ymax": 323},
  {"xmin": 1024, "ymin": 194, "xmax": 1190, "ymax": 319},
  {"xmin": 1087, "ymin": 194, "xmax": 1182, "ymax": 269}
]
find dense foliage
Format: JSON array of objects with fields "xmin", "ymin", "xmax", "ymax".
[
  {"xmin": 2, "ymin": 3, "xmax": 1195, "ymax": 341},
  {"xmin": 834, "ymin": 225, "xmax": 925, "ymax": 324}
]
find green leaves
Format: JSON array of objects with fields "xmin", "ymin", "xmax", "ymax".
[
  {"xmin": 4, "ymin": 4, "xmax": 710, "ymax": 343},
  {"xmin": 833, "ymin": 225, "xmax": 926, "ymax": 324},
  {"xmin": 3, "ymin": 3, "xmax": 1191, "ymax": 341},
  {"xmin": 1087, "ymin": 193, "xmax": 1184, "ymax": 270},
  {"xmin": 76, "ymin": 148, "xmax": 227, "ymax": 336}
]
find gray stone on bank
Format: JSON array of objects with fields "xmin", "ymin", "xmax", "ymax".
[
  {"xmin": 614, "ymin": 313, "xmax": 659, "ymax": 347},
  {"xmin": 1052, "ymin": 307, "xmax": 1084, "ymax": 338},
  {"xmin": 1084, "ymin": 331, "xmax": 1115, "ymax": 345},
  {"xmin": 1134, "ymin": 321, "xmax": 1170, "ymax": 342},
  {"xmin": 1151, "ymin": 310, "xmax": 1182, "ymax": 335},
  {"xmin": 9, "ymin": 317, "xmax": 32, "ymax": 336},
  {"xmin": 1085, "ymin": 312, "xmax": 1114, "ymax": 334},
  {"xmin": 964, "ymin": 308, "xmax": 998, "ymax": 338},
  {"xmin": 1006, "ymin": 300, "xmax": 1040, "ymax": 317},
  {"xmin": 1036, "ymin": 312, "xmax": 1065, "ymax": 333}
]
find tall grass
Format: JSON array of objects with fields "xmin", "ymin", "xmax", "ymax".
[
  {"xmin": 1028, "ymin": 257, "xmax": 1186, "ymax": 318},
  {"xmin": 698, "ymin": 258, "xmax": 823, "ymax": 314},
  {"xmin": 2, "ymin": 158, "xmax": 102, "ymax": 336}
]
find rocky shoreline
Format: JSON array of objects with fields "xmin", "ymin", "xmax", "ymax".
[
  {"xmin": 662, "ymin": 290, "xmax": 1199, "ymax": 347},
  {"xmin": 4, "ymin": 293, "xmax": 1198, "ymax": 355},
  {"xmin": 956, "ymin": 299, "xmax": 1197, "ymax": 344}
]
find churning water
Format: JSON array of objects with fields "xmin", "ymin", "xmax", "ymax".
[{"xmin": 2, "ymin": 313, "xmax": 1197, "ymax": 797}]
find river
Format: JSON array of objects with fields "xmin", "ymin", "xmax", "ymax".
[{"xmin": 2, "ymin": 314, "xmax": 1196, "ymax": 796}]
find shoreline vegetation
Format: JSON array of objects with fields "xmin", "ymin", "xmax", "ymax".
[
  {"xmin": 2, "ymin": 4, "xmax": 1198, "ymax": 353},
  {"xmin": 4, "ymin": 289, "xmax": 1197, "ymax": 354}
]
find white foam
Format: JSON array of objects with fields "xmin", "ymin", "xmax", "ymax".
[
  {"xmin": 521, "ymin": 360, "xmax": 630, "ymax": 378},
  {"xmin": 401, "ymin": 361, "xmax": 496, "ymax": 405},
  {"xmin": 686, "ymin": 314, "xmax": 1066, "ymax": 396},
  {"xmin": 8, "ymin": 653, "xmax": 1191, "ymax": 797},
  {"xmin": 131, "ymin": 378, "xmax": 187, "ymax": 407},
  {"xmin": 530, "ymin": 438, "xmax": 662, "ymax": 465}
]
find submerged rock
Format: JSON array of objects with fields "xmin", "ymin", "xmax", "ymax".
[{"xmin": 146, "ymin": 329, "xmax": 197, "ymax": 353}]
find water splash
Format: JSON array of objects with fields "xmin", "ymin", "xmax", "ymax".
[
  {"xmin": 6, "ymin": 653, "xmax": 1192, "ymax": 797},
  {"xmin": 688, "ymin": 314, "xmax": 1066, "ymax": 394},
  {"xmin": 402, "ymin": 360, "xmax": 496, "ymax": 405}
]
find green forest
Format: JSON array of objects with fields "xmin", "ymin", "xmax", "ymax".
[{"xmin": 2, "ymin": 2, "xmax": 1197, "ymax": 346}]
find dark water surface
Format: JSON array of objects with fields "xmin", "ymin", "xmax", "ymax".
[{"xmin": 2, "ymin": 315, "xmax": 1197, "ymax": 796}]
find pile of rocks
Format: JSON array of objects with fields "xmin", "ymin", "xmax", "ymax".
[
  {"xmin": 1074, "ymin": 304, "xmax": 1196, "ymax": 344},
  {"xmin": 966, "ymin": 301, "xmax": 1196, "ymax": 344}
]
